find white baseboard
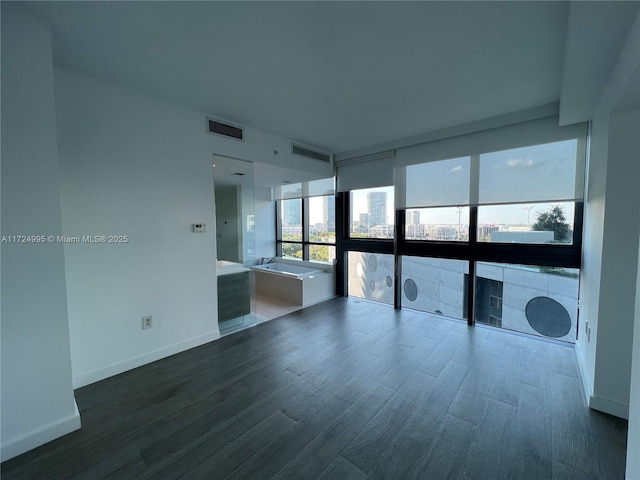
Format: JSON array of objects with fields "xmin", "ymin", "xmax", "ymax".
[
  {"xmin": 575, "ymin": 342, "xmax": 593, "ymax": 405},
  {"xmin": 575, "ymin": 343, "xmax": 630, "ymax": 419},
  {"xmin": 72, "ymin": 331, "xmax": 220, "ymax": 388},
  {"xmin": 589, "ymin": 394, "xmax": 629, "ymax": 419},
  {"xmin": 1, "ymin": 400, "xmax": 81, "ymax": 462}
]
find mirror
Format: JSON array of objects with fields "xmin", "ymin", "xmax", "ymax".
[
  {"xmin": 213, "ymin": 155, "xmax": 256, "ymax": 335},
  {"xmin": 213, "ymin": 155, "xmax": 255, "ymax": 265}
]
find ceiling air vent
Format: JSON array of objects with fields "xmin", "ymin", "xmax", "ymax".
[
  {"xmin": 207, "ymin": 118, "xmax": 244, "ymax": 141},
  {"xmin": 292, "ymin": 143, "xmax": 331, "ymax": 163}
]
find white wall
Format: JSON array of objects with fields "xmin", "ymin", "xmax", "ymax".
[
  {"xmin": 576, "ymin": 110, "xmax": 608, "ymax": 400},
  {"xmin": 54, "ymin": 67, "xmax": 332, "ymax": 388},
  {"xmin": 628, "ymin": 219, "xmax": 640, "ymax": 480},
  {"xmin": 1, "ymin": 8, "xmax": 331, "ymax": 454},
  {"xmin": 0, "ymin": 7, "xmax": 80, "ymax": 461},
  {"xmin": 592, "ymin": 108, "xmax": 640, "ymax": 418},
  {"xmin": 576, "ymin": 11, "xmax": 640, "ymax": 420},
  {"xmin": 55, "ymin": 68, "xmax": 223, "ymax": 387}
]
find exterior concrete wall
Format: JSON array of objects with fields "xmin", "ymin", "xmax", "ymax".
[{"xmin": 349, "ymin": 253, "xmax": 578, "ymax": 343}]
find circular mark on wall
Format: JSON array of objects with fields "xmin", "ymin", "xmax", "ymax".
[
  {"xmin": 404, "ymin": 279, "xmax": 418, "ymax": 301},
  {"xmin": 386, "ymin": 275, "xmax": 393, "ymax": 287},
  {"xmin": 356, "ymin": 262, "xmax": 364, "ymax": 278},
  {"xmin": 369, "ymin": 280, "xmax": 376, "ymax": 291},
  {"xmin": 368, "ymin": 255, "xmax": 378, "ymax": 272},
  {"xmin": 525, "ymin": 296, "xmax": 571, "ymax": 338}
]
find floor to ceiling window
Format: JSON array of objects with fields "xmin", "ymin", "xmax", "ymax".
[
  {"xmin": 335, "ymin": 116, "xmax": 587, "ymax": 343},
  {"xmin": 275, "ymin": 178, "xmax": 335, "ymax": 263}
]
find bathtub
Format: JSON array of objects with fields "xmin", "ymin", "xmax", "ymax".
[
  {"xmin": 252, "ymin": 262, "xmax": 334, "ymax": 307},
  {"xmin": 252, "ymin": 263, "xmax": 322, "ymax": 278}
]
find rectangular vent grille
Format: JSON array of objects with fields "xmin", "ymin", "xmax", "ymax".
[
  {"xmin": 208, "ymin": 120, "xmax": 243, "ymax": 140},
  {"xmin": 292, "ymin": 144, "xmax": 330, "ymax": 163}
]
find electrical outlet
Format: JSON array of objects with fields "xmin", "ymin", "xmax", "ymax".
[{"xmin": 142, "ymin": 315, "xmax": 152, "ymax": 330}]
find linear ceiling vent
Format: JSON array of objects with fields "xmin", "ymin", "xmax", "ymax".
[
  {"xmin": 207, "ymin": 118, "xmax": 244, "ymax": 141},
  {"xmin": 292, "ymin": 143, "xmax": 331, "ymax": 163}
]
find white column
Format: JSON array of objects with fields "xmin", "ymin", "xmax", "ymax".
[{"xmin": 1, "ymin": 6, "xmax": 80, "ymax": 460}]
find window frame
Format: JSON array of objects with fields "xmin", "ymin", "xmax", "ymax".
[
  {"xmin": 336, "ymin": 129, "xmax": 586, "ymax": 333},
  {"xmin": 347, "ymin": 186, "xmax": 396, "ymax": 240},
  {"xmin": 276, "ymin": 195, "xmax": 336, "ymax": 263}
]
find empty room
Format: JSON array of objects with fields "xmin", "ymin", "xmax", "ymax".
[{"xmin": 2, "ymin": 2, "xmax": 640, "ymax": 479}]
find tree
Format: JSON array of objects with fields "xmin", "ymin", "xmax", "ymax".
[
  {"xmin": 281, "ymin": 243, "xmax": 302, "ymax": 259},
  {"xmin": 310, "ymin": 245, "xmax": 329, "ymax": 262},
  {"xmin": 532, "ymin": 205, "xmax": 570, "ymax": 242}
]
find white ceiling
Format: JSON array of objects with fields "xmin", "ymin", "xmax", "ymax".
[
  {"xmin": 616, "ymin": 65, "xmax": 640, "ymax": 111},
  {"xmin": 11, "ymin": 1, "xmax": 639, "ymax": 155},
  {"xmin": 560, "ymin": 1, "xmax": 640, "ymax": 125}
]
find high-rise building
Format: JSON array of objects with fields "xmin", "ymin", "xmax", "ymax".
[
  {"xmin": 282, "ymin": 199, "xmax": 302, "ymax": 227},
  {"xmin": 322, "ymin": 195, "xmax": 335, "ymax": 231},
  {"xmin": 358, "ymin": 213, "xmax": 370, "ymax": 233},
  {"xmin": 410, "ymin": 210, "xmax": 420, "ymax": 225},
  {"xmin": 367, "ymin": 192, "xmax": 387, "ymax": 226}
]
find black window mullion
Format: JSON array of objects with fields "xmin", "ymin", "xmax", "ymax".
[
  {"xmin": 468, "ymin": 205, "xmax": 478, "ymax": 244},
  {"xmin": 336, "ymin": 192, "xmax": 347, "ymax": 296},
  {"xmin": 394, "ymin": 209, "xmax": 405, "ymax": 310},
  {"xmin": 302, "ymin": 197, "xmax": 309, "ymax": 260},
  {"xmin": 275, "ymin": 200, "xmax": 282, "ymax": 241},
  {"xmin": 466, "ymin": 260, "xmax": 475, "ymax": 326},
  {"xmin": 275, "ymin": 200, "xmax": 282, "ymax": 257}
]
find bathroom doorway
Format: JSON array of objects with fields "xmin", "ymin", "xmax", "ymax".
[{"xmin": 213, "ymin": 155, "xmax": 257, "ymax": 334}]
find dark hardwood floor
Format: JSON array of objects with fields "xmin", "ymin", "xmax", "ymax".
[{"xmin": 2, "ymin": 297, "xmax": 628, "ymax": 479}]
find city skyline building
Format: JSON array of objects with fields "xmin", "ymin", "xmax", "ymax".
[
  {"xmin": 282, "ymin": 199, "xmax": 302, "ymax": 227},
  {"xmin": 367, "ymin": 191, "xmax": 387, "ymax": 226},
  {"xmin": 323, "ymin": 195, "xmax": 335, "ymax": 231}
]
